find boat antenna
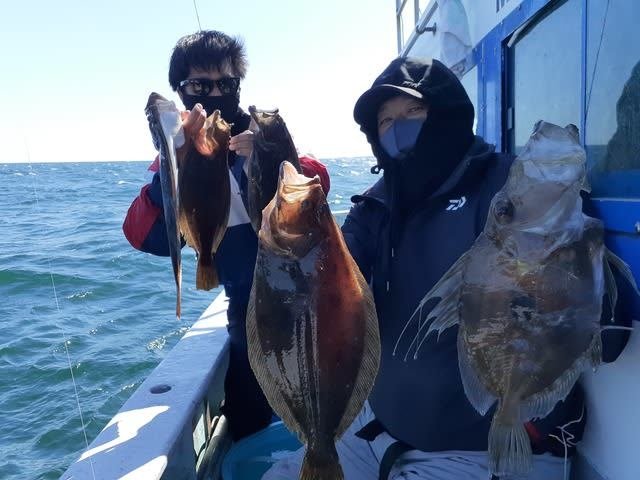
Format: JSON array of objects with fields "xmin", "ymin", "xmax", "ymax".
[
  {"xmin": 193, "ymin": 0, "xmax": 202, "ymax": 31},
  {"xmin": 25, "ymin": 138, "xmax": 96, "ymax": 480}
]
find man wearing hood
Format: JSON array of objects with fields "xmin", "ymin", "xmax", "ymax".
[{"xmin": 263, "ymin": 57, "xmax": 625, "ymax": 479}]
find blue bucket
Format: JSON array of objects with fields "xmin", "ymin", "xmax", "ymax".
[{"xmin": 221, "ymin": 422, "xmax": 302, "ymax": 480}]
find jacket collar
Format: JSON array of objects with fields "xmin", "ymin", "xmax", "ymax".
[{"xmin": 351, "ymin": 136, "xmax": 496, "ymax": 209}]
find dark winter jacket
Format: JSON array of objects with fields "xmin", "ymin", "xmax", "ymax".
[{"xmin": 343, "ymin": 56, "xmax": 629, "ymax": 456}]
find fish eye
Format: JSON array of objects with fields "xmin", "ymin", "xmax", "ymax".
[
  {"xmin": 494, "ymin": 199, "xmax": 514, "ymax": 224},
  {"xmin": 301, "ymin": 199, "xmax": 311, "ymax": 210}
]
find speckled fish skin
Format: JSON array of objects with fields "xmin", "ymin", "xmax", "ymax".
[
  {"xmin": 247, "ymin": 161, "xmax": 380, "ymax": 480},
  {"xmin": 398, "ymin": 122, "xmax": 610, "ymax": 477},
  {"xmin": 177, "ymin": 110, "xmax": 230, "ymax": 290},
  {"xmin": 145, "ymin": 92, "xmax": 183, "ymax": 318},
  {"xmin": 246, "ymin": 106, "xmax": 302, "ymax": 233}
]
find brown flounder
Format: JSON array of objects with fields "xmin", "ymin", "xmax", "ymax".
[
  {"xmin": 247, "ymin": 161, "xmax": 380, "ymax": 480},
  {"xmin": 395, "ymin": 122, "xmax": 638, "ymax": 476},
  {"xmin": 246, "ymin": 106, "xmax": 301, "ymax": 233},
  {"xmin": 178, "ymin": 109, "xmax": 230, "ymax": 290}
]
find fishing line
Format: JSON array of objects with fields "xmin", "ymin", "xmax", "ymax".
[
  {"xmin": 601, "ymin": 325, "xmax": 634, "ymax": 332},
  {"xmin": 193, "ymin": 0, "xmax": 202, "ymax": 31},
  {"xmin": 25, "ymin": 139, "xmax": 96, "ymax": 479},
  {"xmin": 584, "ymin": 0, "xmax": 610, "ymax": 123},
  {"xmin": 549, "ymin": 407, "xmax": 583, "ymax": 480},
  {"xmin": 582, "ymin": 2, "xmax": 635, "ymax": 333}
]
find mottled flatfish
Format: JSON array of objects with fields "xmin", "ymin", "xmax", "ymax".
[{"xmin": 247, "ymin": 161, "xmax": 380, "ymax": 480}]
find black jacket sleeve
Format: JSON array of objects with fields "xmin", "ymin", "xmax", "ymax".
[{"xmin": 341, "ymin": 201, "xmax": 377, "ymax": 282}]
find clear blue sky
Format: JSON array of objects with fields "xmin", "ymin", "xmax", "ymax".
[{"xmin": 0, "ymin": 0, "xmax": 397, "ymax": 162}]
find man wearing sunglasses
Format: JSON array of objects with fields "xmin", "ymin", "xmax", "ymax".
[{"xmin": 123, "ymin": 30, "xmax": 330, "ymax": 441}]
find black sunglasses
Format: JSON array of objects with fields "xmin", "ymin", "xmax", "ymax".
[{"xmin": 179, "ymin": 77, "xmax": 240, "ymax": 96}]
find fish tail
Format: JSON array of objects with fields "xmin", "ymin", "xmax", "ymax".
[
  {"xmin": 196, "ymin": 256, "xmax": 219, "ymax": 290},
  {"xmin": 488, "ymin": 400, "xmax": 532, "ymax": 476},
  {"xmin": 300, "ymin": 445, "xmax": 343, "ymax": 480}
]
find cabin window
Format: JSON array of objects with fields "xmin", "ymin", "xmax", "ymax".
[
  {"xmin": 509, "ymin": 0, "xmax": 581, "ymax": 153},
  {"xmin": 585, "ymin": 0, "xmax": 640, "ymax": 197},
  {"xmin": 400, "ymin": 0, "xmax": 417, "ymax": 45},
  {"xmin": 418, "ymin": 0, "xmax": 431, "ymax": 18},
  {"xmin": 461, "ymin": 66, "xmax": 478, "ymax": 134}
]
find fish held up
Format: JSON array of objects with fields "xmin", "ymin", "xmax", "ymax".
[
  {"xmin": 246, "ymin": 106, "xmax": 301, "ymax": 233},
  {"xmin": 395, "ymin": 121, "xmax": 639, "ymax": 476},
  {"xmin": 177, "ymin": 109, "xmax": 231, "ymax": 291},
  {"xmin": 247, "ymin": 161, "xmax": 380, "ymax": 480},
  {"xmin": 145, "ymin": 92, "xmax": 184, "ymax": 318}
]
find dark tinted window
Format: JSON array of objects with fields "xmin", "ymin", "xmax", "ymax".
[
  {"xmin": 586, "ymin": 0, "xmax": 640, "ymax": 197},
  {"xmin": 510, "ymin": 0, "xmax": 581, "ymax": 152}
]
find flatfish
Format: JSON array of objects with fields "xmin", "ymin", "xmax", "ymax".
[
  {"xmin": 145, "ymin": 92, "xmax": 183, "ymax": 318},
  {"xmin": 178, "ymin": 109, "xmax": 231, "ymax": 290},
  {"xmin": 247, "ymin": 161, "xmax": 380, "ymax": 480},
  {"xmin": 246, "ymin": 106, "xmax": 301, "ymax": 232},
  {"xmin": 395, "ymin": 121, "xmax": 639, "ymax": 476}
]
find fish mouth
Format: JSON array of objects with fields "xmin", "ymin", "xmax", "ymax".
[
  {"xmin": 249, "ymin": 105, "xmax": 280, "ymax": 124},
  {"xmin": 248, "ymin": 105, "xmax": 259, "ymax": 123},
  {"xmin": 277, "ymin": 162, "xmax": 323, "ymax": 213},
  {"xmin": 146, "ymin": 92, "xmax": 168, "ymax": 109},
  {"xmin": 279, "ymin": 161, "xmax": 318, "ymax": 189}
]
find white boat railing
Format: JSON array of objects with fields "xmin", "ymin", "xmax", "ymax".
[{"xmin": 61, "ymin": 291, "xmax": 230, "ymax": 480}]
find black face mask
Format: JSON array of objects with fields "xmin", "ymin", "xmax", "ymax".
[
  {"xmin": 385, "ymin": 108, "xmax": 474, "ymax": 210},
  {"xmin": 182, "ymin": 94, "xmax": 240, "ymax": 123}
]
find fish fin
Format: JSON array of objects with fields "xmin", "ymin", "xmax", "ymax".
[
  {"xmin": 589, "ymin": 332, "xmax": 603, "ymax": 369},
  {"xmin": 196, "ymin": 256, "xmax": 219, "ymax": 290},
  {"xmin": 245, "ymin": 284, "xmax": 307, "ymax": 444},
  {"xmin": 603, "ymin": 254, "xmax": 618, "ymax": 322},
  {"xmin": 393, "ymin": 254, "xmax": 467, "ymax": 358},
  {"xmin": 300, "ymin": 445, "xmax": 344, "ymax": 480},
  {"xmin": 521, "ymin": 334, "xmax": 601, "ymax": 421},
  {"xmin": 336, "ymin": 272, "xmax": 380, "ymax": 438},
  {"xmin": 213, "ymin": 220, "xmax": 230, "ymax": 253},
  {"xmin": 427, "ymin": 300, "xmax": 460, "ymax": 340},
  {"xmin": 488, "ymin": 400, "xmax": 532, "ymax": 477},
  {"xmin": 406, "ymin": 307, "xmax": 460, "ymax": 361},
  {"xmin": 606, "ymin": 249, "xmax": 640, "ymax": 304},
  {"xmin": 456, "ymin": 334, "xmax": 496, "ymax": 415},
  {"xmin": 178, "ymin": 214, "xmax": 196, "ymax": 248},
  {"xmin": 606, "ymin": 249, "xmax": 640, "ymax": 293},
  {"xmin": 213, "ymin": 172, "xmax": 231, "ymax": 247}
]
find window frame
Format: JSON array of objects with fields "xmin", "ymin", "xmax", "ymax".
[
  {"xmin": 503, "ymin": 0, "xmax": 639, "ymax": 198},
  {"xmin": 504, "ymin": 0, "xmax": 585, "ymax": 154}
]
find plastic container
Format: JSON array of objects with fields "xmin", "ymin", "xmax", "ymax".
[{"xmin": 221, "ymin": 421, "xmax": 302, "ymax": 479}]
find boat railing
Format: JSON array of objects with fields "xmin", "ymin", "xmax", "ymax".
[
  {"xmin": 396, "ymin": 0, "xmax": 438, "ymax": 54},
  {"xmin": 61, "ymin": 291, "xmax": 231, "ymax": 480}
]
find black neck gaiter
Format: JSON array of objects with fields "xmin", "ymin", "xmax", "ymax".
[{"xmin": 387, "ymin": 108, "xmax": 474, "ymax": 211}]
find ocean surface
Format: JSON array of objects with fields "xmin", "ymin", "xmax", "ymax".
[{"xmin": 0, "ymin": 158, "xmax": 376, "ymax": 479}]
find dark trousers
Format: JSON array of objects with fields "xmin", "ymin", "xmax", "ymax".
[{"xmin": 221, "ymin": 297, "xmax": 272, "ymax": 441}]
